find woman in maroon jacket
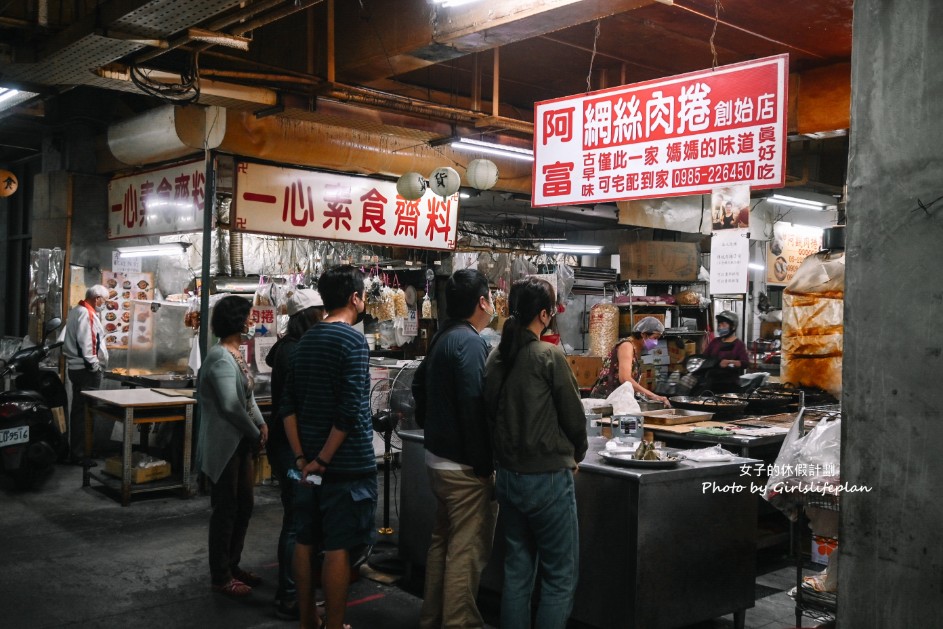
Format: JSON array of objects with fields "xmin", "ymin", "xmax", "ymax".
[{"xmin": 702, "ymin": 310, "xmax": 751, "ymax": 393}]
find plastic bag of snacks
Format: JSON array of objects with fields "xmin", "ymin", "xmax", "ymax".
[
  {"xmin": 588, "ymin": 302, "xmax": 619, "ymax": 357},
  {"xmin": 392, "ymin": 288, "xmax": 409, "ymax": 319},
  {"xmin": 421, "ymin": 294, "xmax": 433, "ymax": 319}
]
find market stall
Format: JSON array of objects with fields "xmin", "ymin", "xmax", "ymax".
[{"xmin": 399, "ymin": 430, "xmax": 759, "ymax": 629}]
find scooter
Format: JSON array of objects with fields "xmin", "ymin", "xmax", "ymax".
[{"xmin": 0, "ymin": 318, "xmax": 68, "ymax": 490}]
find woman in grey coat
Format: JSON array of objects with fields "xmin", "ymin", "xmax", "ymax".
[{"xmin": 197, "ymin": 295, "xmax": 268, "ymax": 597}]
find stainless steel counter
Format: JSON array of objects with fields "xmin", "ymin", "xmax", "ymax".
[{"xmin": 399, "ymin": 430, "xmax": 758, "ymax": 629}]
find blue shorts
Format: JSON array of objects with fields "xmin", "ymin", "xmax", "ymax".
[{"xmin": 295, "ymin": 475, "xmax": 378, "ymax": 551}]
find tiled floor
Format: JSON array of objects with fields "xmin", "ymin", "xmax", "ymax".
[{"xmin": 1, "ymin": 462, "xmax": 834, "ymax": 628}]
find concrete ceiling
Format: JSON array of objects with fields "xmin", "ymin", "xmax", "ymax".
[{"xmin": 0, "ymin": 0, "xmax": 853, "ymax": 231}]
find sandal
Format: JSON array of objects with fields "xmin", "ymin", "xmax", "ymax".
[
  {"xmin": 231, "ymin": 567, "xmax": 262, "ymax": 587},
  {"xmin": 212, "ymin": 578, "xmax": 252, "ymax": 597}
]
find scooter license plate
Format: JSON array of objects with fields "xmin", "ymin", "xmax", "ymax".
[{"xmin": 0, "ymin": 425, "xmax": 29, "ymax": 447}]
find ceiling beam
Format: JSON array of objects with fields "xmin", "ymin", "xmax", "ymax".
[{"xmin": 336, "ymin": 0, "xmax": 661, "ymax": 83}]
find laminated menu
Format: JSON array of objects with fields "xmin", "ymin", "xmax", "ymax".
[{"xmin": 101, "ymin": 271, "xmax": 155, "ymax": 350}]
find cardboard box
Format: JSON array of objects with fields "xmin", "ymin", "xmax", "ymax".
[
  {"xmin": 104, "ymin": 452, "xmax": 171, "ymax": 484},
  {"xmin": 618, "ymin": 311, "xmax": 666, "ymax": 336},
  {"xmin": 667, "ymin": 342, "xmax": 687, "ymax": 365},
  {"xmin": 566, "ymin": 355, "xmax": 604, "ymax": 388},
  {"xmin": 619, "ymin": 241, "xmax": 699, "ymax": 282},
  {"xmin": 650, "ymin": 339, "xmax": 670, "ymax": 365}
]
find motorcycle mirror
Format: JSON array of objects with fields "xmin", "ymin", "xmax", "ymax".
[{"xmin": 44, "ymin": 318, "xmax": 63, "ymax": 337}]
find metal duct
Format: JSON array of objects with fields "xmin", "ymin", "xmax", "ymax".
[
  {"xmin": 215, "ymin": 195, "xmax": 232, "ymax": 276},
  {"xmin": 219, "ymin": 111, "xmax": 533, "ymax": 194},
  {"xmin": 107, "ymin": 104, "xmax": 226, "ymax": 166},
  {"xmin": 225, "ymin": 197, "xmax": 246, "ymax": 277}
]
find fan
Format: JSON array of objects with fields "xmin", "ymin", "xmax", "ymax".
[
  {"xmin": 370, "ymin": 367, "xmax": 419, "ymax": 521},
  {"xmin": 367, "ymin": 364, "xmax": 419, "ymax": 574}
]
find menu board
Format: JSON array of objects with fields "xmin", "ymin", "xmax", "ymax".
[{"xmin": 101, "ymin": 271, "xmax": 155, "ymax": 349}]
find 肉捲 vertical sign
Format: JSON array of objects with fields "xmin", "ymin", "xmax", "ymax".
[
  {"xmin": 108, "ymin": 159, "xmax": 206, "ymax": 239},
  {"xmin": 234, "ymin": 162, "xmax": 459, "ymax": 251},
  {"xmin": 533, "ymin": 54, "xmax": 788, "ymax": 206}
]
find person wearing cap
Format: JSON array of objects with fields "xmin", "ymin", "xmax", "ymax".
[
  {"xmin": 62, "ymin": 284, "xmax": 110, "ymax": 463},
  {"xmin": 590, "ymin": 315, "xmax": 671, "ymax": 406},
  {"xmin": 702, "ymin": 310, "xmax": 751, "ymax": 393},
  {"xmin": 264, "ymin": 288, "xmax": 325, "ymax": 620}
]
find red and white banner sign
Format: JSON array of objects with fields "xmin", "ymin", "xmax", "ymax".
[
  {"xmin": 234, "ymin": 162, "xmax": 459, "ymax": 251},
  {"xmin": 108, "ymin": 159, "xmax": 206, "ymax": 239},
  {"xmin": 533, "ymin": 54, "xmax": 788, "ymax": 206}
]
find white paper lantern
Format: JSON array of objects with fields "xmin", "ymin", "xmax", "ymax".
[
  {"xmin": 396, "ymin": 172, "xmax": 427, "ymax": 200},
  {"xmin": 465, "ymin": 159, "xmax": 499, "ymax": 191},
  {"xmin": 428, "ymin": 166, "xmax": 461, "ymax": 198}
]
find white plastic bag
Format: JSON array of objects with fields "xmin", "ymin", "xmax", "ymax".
[{"xmin": 606, "ymin": 382, "xmax": 641, "ymax": 415}]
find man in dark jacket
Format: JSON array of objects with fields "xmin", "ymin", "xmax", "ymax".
[{"xmin": 413, "ymin": 269, "xmax": 497, "ymax": 629}]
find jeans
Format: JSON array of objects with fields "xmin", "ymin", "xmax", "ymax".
[
  {"xmin": 495, "ymin": 467, "xmax": 579, "ymax": 629},
  {"xmin": 419, "ymin": 467, "xmax": 498, "ymax": 629},
  {"xmin": 208, "ymin": 440, "xmax": 256, "ymax": 585},
  {"xmin": 67, "ymin": 368, "xmax": 102, "ymax": 460}
]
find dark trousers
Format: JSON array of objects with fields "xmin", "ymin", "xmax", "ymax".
[
  {"xmin": 209, "ymin": 440, "xmax": 256, "ymax": 585},
  {"xmin": 68, "ymin": 368, "xmax": 102, "ymax": 460},
  {"xmin": 267, "ymin": 435, "xmax": 298, "ymax": 601}
]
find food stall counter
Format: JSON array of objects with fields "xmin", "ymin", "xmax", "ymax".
[{"xmin": 399, "ymin": 431, "xmax": 759, "ymax": 629}]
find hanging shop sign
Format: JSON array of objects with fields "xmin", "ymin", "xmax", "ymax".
[
  {"xmin": 533, "ymin": 54, "xmax": 788, "ymax": 206},
  {"xmin": 107, "ymin": 159, "xmax": 206, "ymax": 239},
  {"xmin": 767, "ymin": 223, "xmax": 823, "ymax": 286},
  {"xmin": 710, "ymin": 229, "xmax": 750, "ymax": 295},
  {"xmin": 234, "ymin": 162, "xmax": 459, "ymax": 251}
]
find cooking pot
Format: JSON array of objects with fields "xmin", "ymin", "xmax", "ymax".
[{"xmin": 669, "ymin": 393, "xmax": 749, "ymax": 417}]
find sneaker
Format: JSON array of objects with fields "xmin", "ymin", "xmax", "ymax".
[{"xmin": 275, "ymin": 598, "xmax": 299, "ymax": 621}]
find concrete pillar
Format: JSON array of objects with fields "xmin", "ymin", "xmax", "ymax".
[{"xmin": 840, "ymin": 1, "xmax": 943, "ymax": 626}]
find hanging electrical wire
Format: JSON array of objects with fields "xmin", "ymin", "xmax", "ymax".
[
  {"xmin": 709, "ymin": 0, "xmax": 724, "ymax": 70},
  {"xmin": 585, "ymin": 20, "xmax": 601, "ymax": 92},
  {"xmin": 130, "ymin": 51, "xmax": 201, "ymax": 104}
]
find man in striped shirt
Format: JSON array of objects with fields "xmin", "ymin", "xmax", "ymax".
[{"xmin": 283, "ymin": 265, "xmax": 377, "ymax": 629}]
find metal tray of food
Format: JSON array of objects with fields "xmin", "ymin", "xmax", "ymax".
[
  {"xmin": 598, "ymin": 450, "xmax": 681, "ymax": 469},
  {"xmin": 129, "ymin": 373, "xmax": 193, "ymax": 389}
]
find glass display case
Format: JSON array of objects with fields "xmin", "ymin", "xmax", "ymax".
[{"xmin": 119, "ymin": 300, "xmax": 194, "ymax": 387}]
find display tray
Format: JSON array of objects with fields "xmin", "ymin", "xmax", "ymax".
[
  {"xmin": 107, "ymin": 372, "xmax": 193, "ymax": 388},
  {"xmin": 598, "ymin": 450, "xmax": 681, "ymax": 469}
]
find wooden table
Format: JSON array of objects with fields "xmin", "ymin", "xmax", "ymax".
[{"xmin": 82, "ymin": 388, "xmax": 195, "ymax": 506}]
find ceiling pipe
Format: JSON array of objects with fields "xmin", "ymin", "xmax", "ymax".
[
  {"xmin": 216, "ymin": 110, "xmax": 533, "ymax": 194},
  {"xmin": 106, "ymin": 104, "xmax": 226, "ymax": 166}
]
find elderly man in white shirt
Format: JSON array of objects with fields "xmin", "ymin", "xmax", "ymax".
[{"xmin": 62, "ymin": 284, "xmax": 109, "ymax": 463}]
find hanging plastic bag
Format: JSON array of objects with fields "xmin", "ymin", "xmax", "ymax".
[
  {"xmin": 606, "ymin": 382, "xmax": 642, "ymax": 415},
  {"xmin": 763, "ymin": 416, "xmax": 842, "ymax": 520}
]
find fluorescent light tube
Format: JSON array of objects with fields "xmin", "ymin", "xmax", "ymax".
[
  {"xmin": 539, "ymin": 243, "xmax": 603, "ymax": 255},
  {"xmin": 767, "ymin": 194, "xmax": 829, "ymax": 210},
  {"xmin": 451, "ymin": 138, "xmax": 534, "ymax": 162},
  {"xmin": 117, "ymin": 243, "xmax": 190, "ymax": 258},
  {"xmin": 748, "ymin": 263, "xmax": 765, "ymax": 271},
  {"xmin": 0, "ymin": 89, "xmax": 20, "ymax": 105}
]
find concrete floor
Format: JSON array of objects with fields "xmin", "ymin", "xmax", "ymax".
[{"xmin": 0, "ymin": 463, "xmax": 830, "ymax": 629}]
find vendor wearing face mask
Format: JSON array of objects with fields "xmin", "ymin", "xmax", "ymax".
[
  {"xmin": 702, "ymin": 310, "xmax": 751, "ymax": 392},
  {"xmin": 591, "ymin": 316, "xmax": 671, "ymax": 406}
]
